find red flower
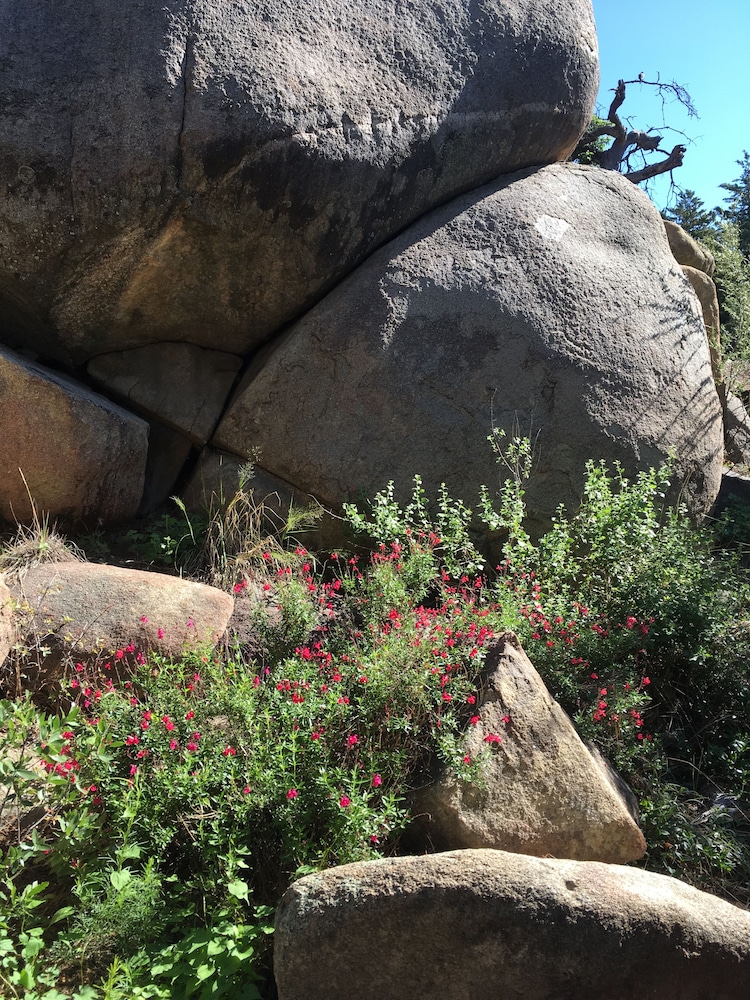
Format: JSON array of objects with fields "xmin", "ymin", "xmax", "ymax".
[
  {"xmin": 372, "ymin": 773, "xmax": 382, "ymax": 787},
  {"xmin": 347, "ymin": 734, "xmax": 359, "ymax": 747},
  {"xmin": 339, "ymin": 795, "xmax": 351, "ymax": 808},
  {"xmin": 286, "ymin": 788, "xmax": 298, "ymax": 800},
  {"xmin": 222, "ymin": 747, "xmax": 237, "ymax": 757},
  {"xmin": 484, "ymin": 733, "xmax": 502, "ymax": 744}
]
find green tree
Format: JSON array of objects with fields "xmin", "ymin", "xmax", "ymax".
[
  {"xmin": 662, "ymin": 189, "xmax": 720, "ymax": 243},
  {"xmin": 718, "ymin": 151, "xmax": 750, "ymax": 257},
  {"xmin": 707, "ymin": 222, "xmax": 750, "ymax": 361}
]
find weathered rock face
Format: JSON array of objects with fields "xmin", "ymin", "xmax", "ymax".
[
  {"xmin": 274, "ymin": 849, "xmax": 750, "ymax": 1000},
  {"xmin": 0, "ymin": 346, "xmax": 149, "ymax": 525},
  {"xmin": 410, "ymin": 636, "xmax": 646, "ymax": 862},
  {"xmin": 214, "ymin": 163, "xmax": 724, "ymax": 526},
  {"xmin": 8, "ymin": 563, "xmax": 233, "ymax": 693},
  {"xmin": 0, "ymin": 0, "xmax": 598, "ymax": 364}
]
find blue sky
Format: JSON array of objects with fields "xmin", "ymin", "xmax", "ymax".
[{"xmin": 591, "ymin": 0, "xmax": 750, "ymax": 213}]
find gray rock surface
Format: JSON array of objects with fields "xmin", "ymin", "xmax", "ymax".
[
  {"xmin": 0, "ymin": 0, "xmax": 598, "ymax": 364},
  {"xmin": 0, "ymin": 346, "xmax": 148, "ymax": 526},
  {"xmin": 274, "ymin": 849, "xmax": 750, "ymax": 1000},
  {"xmin": 410, "ymin": 636, "xmax": 646, "ymax": 862},
  {"xmin": 87, "ymin": 343, "xmax": 242, "ymax": 444},
  {"xmin": 214, "ymin": 163, "xmax": 724, "ymax": 527}
]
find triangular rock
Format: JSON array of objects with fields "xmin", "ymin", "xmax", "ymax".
[{"xmin": 410, "ymin": 635, "xmax": 646, "ymax": 863}]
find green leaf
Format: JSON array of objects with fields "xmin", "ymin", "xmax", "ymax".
[
  {"xmin": 110, "ymin": 869, "xmax": 132, "ymax": 891},
  {"xmin": 226, "ymin": 879, "xmax": 249, "ymax": 901}
]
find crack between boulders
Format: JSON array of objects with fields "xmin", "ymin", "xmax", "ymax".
[
  {"xmin": 68, "ymin": 119, "xmax": 76, "ymax": 216},
  {"xmin": 175, "ymin": 36, "xmax": 191, "ymax": 192}
]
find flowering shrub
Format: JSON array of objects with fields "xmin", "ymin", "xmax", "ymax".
[{"xmin": 2, "ymin": 445, "xmax": 750, "ymax": 997}]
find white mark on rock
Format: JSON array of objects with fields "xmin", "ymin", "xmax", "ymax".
[{"xmin": 534, "ymin": 215, "xmax": 570, "ymax": 242}]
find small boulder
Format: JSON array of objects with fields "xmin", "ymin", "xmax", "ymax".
[
  {"xmin": 664, "ymin": 218, "xmax": 715, "ymax": 275},
  {"xmin": 8, "ymin": 563, "xmax": 233, "ymax": 694},
  {"xmin": 87, "ymin": 343, "xmax": 242, "ymax": 445},
  {"xmin": 0, "ymin": 346, "xmax": 148, "ymax": 526},
  {"xmin": 274, "ymin": 849, "xmax": 750, "ymax": 1000},
  {"xmin": 409, "ymin": 636, "xmax": 646, "ymax": 862}
]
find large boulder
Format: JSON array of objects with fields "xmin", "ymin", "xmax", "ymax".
[
  {"xmin": 274, "ymin": 849, "xmax": 750, "ymax": 1000},
  {"xmin": 214, "ymin": 163, "xmax": 724, "ymax": 526},
  {"xmin": 0, "ymin": 0, "xmax": 598, "ymax": 364},
  {"xmin": 0, "ymin": 346, "xmax": 149, "ymax": 525},
  {"xmin": 409, "ymin": 636, "xmax": 646, "ymax": 862}
]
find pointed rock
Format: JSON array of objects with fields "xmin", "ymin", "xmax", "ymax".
[{"xmin": 410, "ymin": 635, "xmax": 646, "ymax": 863}]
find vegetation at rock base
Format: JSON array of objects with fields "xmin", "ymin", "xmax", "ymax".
[{"xmin": 2, "ymin": 439, "xmax": 750, "ymax": 997}]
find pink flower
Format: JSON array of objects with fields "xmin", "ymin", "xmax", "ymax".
[
  {"xmin": 339, "ymin": 795, "xmax": 351, "ymax": 808},
  {"xmin": 185, "ymin": 710, "xmax": 195, "ymax": 720},
  {"xmin": 469, "ymin": 715, "xmax": 481, "ymax": 726},
  {"xmin": 347, "ymin": 734, "xmax": 358, "ymax": 746},
  {"xmin": 372, "ymin": 774, "xmax": 382, "ymax": 788},
  {"xmin": 169, "ymin": 739, "xmax": 179, "ymax": 750},
  {"xmin": 286, "ymin": 788, "xmax": 298, "ymax": 800},
  {"xmin": 157, "ymin": 627, "xmax": 164, "ymax": 639},
  {"xmin": 222, "ymin": 747, "xmax": 237, "ymax": 757},
  {"xmin": 243, "ymin": 785, "xmax": 251, "ymax": 794},
  {"xmin": 140, "ymin": 615, "xmax": 149, "ymax": 624},
  {"xmin": 484, "ymin": 733, "xmax": 502, "ymax": 744}
]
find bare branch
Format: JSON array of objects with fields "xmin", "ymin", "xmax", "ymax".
[
  {"xmin": 619, "ymin": 76, "xmax": 698, "ymax": 119},
  {"xmin": 625, "ymin": 144, "xmax": 686, "ymax": 184}
]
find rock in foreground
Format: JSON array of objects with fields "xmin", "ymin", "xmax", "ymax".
[
  {"xmin": 410, "ymin": 636, "xmax": 646, "ymax": 862},
  {"xmin": 274, "ymin": 849, "xmax": 750, "ymax": 1000}
]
